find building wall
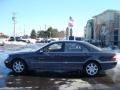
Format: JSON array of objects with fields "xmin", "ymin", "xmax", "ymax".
[{"xmin": 93, "ymin": 10, "xmax": 120, "ymax": 47}]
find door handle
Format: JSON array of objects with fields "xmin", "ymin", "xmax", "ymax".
[{"xmin": 65, "ymin": 62, "xmax": 68, "ymax": 64}]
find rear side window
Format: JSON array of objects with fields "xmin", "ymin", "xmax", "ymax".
[{"xmin": 65, "ymin": 42, "xmax": 89, "ymax": 52}]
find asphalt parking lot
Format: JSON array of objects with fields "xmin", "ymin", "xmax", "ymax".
[{"xmin": 0, "ymin": 44, "xmax": 120, "ymax": 90}]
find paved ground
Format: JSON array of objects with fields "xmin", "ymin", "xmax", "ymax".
[
  {"xmin": 0, "ymin": 70, "xmax": 120, "ymax": 90},
  {"xmin": 0, "ymin": 44, "xmax": 120, "ymax": 90}
]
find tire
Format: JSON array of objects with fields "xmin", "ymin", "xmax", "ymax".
[
  {"xmin": 84, "ymin": 62, "xmax": 100, "ymax": 76},
  {"xmin": 12, "ymin": 59, "xmax": 27, "ymax": 74}
]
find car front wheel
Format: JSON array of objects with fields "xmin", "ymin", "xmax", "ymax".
[
  {"xmin": 12, "ymin": 59, "xmax": 27, "ymax": 74},
  {"xmin": 84, "ymin": 62, "xmax": 100, "ymax": 76}
]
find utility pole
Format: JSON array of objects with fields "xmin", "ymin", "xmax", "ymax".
[
  {"xmin": 24, "ymin": 25, "xmax": 25, "ymax": 36},
  {"xmin": 12, "ymin": 13, "xmax": 16, "ymax": 40},
  {"xmin": 45, "ymin": 25, "xmax": 46, "ymax": 31}
]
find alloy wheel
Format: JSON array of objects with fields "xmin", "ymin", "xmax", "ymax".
[
  {"xmin": 85, "ymin": 62, "xmax": 99, "ymax": 76},
  {"xmin": 12, "ymin": 60, "xmax": 25, "ymax": 73}
]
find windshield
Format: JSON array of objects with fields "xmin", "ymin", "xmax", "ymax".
[{"xmin": 13, "ymin": 43, "xmax": 48, "ymax": 52}]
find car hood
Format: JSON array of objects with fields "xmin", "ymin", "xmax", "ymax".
[{"xmin": 8, "ymin": 48, "xmax": 36, "ymax": 56}]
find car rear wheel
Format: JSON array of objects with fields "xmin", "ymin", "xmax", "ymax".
[
  {"xmin": 12, "ymin": 59, "xmax": 27, "ymax": 74},
  {"xmin": 84, "ymin": 62, "xmax": 99, "ymax": 76}
]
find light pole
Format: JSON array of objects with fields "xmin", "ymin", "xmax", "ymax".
[
  {"xmin": 12, "ymin": 13, "xmax": 16, "ymax": 40},
  {"xmin": 66, "ymin": 27, "xmax": 69, "ymax": 40}
]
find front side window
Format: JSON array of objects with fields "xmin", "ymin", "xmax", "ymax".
[
  {"xmin": 44, "ymin": 42, "xmax": 63, "ymax": 52},
  {"xmin": 65, "ymin": 42, "xmax": 89, "ymax": 52}
]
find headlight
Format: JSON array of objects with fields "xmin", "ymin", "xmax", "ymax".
[
  {"xmin": 4, "ymin": 54, "xmax": 11, "ymax": 63},
  {"xmin": 4, "ymin": 60, "xmax": 9, "ymax": 63}
]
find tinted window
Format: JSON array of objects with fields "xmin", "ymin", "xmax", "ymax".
[
  {"xmin": 65, "ymin": 42, "xmax": 89, "ymax": 52},
  {"xmin": 44, "ymin": 42, "xmax": 63, "ymax": 52}
]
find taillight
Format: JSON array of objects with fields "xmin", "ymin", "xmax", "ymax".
[
  {"xmin": 112, "ymin": 55, "xmax": 117, "ymax": 61},
  {"xmin": 112, "ymin": 54, "xmax": 120, "ymax": 61}
]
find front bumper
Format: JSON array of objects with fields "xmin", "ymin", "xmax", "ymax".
[{"xmin": 4, "ymin": 60, "xmax": 12, "ymax": 69}]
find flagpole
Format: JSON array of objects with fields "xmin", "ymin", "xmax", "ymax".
[{"xmin": 68, "ymin": 16, "xmax": 74, "ymax": 38}]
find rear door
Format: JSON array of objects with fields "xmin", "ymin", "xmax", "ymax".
[{"xmin": 63, "ymin": 42, "xmax": 90, "ymax": 70}]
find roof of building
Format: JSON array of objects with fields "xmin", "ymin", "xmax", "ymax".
[{"xmin": 93, "ymin": 9, "xmax": 120, "ymax": 18}]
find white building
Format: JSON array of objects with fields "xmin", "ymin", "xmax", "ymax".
[{"xmin": 93, "ymin": 10, "xmax": 120, "ymax": 47}]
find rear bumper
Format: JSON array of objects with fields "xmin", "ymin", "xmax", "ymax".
[{"xmin": 100, "ymin": 61, "xmax": 117, "ymax": 70}]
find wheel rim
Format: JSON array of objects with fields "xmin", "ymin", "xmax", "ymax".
[
  {"xmin": 86, "ymin": 63, "xmax": 98, "ymax": 76},
  {"xmin": 13, "ymin": 61, "xmax": 24, "ymax": 73}
]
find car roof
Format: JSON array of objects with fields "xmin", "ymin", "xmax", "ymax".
[
  {"xmin": 49, "ymin": 40, "xmax": 102, "ymax": 52},
  {"xmin": 50, "ymin": 40, "xmax": 85, "ymax": 44}
]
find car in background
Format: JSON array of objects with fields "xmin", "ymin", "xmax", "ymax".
[
  {"xmin": 4, "ymin": 41, "xmax": 117, "ymax": 76},
  {"xmin": 8, "ymin": 36, "xmax": 30, "ymax": 43},
  {"xmin": 0, "ymin": 41, "xmax": 4, "ymax": 46},
  {"xmin": 36, "ymin": 38, "xmax": 56, "ymax": 43},
  {"xmin": 109, "ymin": 45, "xmax": 119, "ymax": 50}
]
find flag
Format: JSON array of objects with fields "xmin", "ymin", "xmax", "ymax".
[{"xmin": 68, "ymin": 16, "xmax": 74, "ymax": 27}]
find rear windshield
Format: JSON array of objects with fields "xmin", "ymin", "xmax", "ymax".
[{"xmin": 82, "ymin": 42, "xmax": 102, "ymax": 52}]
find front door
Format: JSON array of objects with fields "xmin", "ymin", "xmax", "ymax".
[{"xmin": 32, "ymin": 42, "xmax": 65, "ymax": 71}]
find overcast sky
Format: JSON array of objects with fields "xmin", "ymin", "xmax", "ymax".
[{"xmin": 0, "ymin": 0, "xmax": 120, "ymax": 37}]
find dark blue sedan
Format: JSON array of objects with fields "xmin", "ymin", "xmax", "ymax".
[{"xmin": 4, "ymin": 41, "xmax": 117, "ymax": 76}]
